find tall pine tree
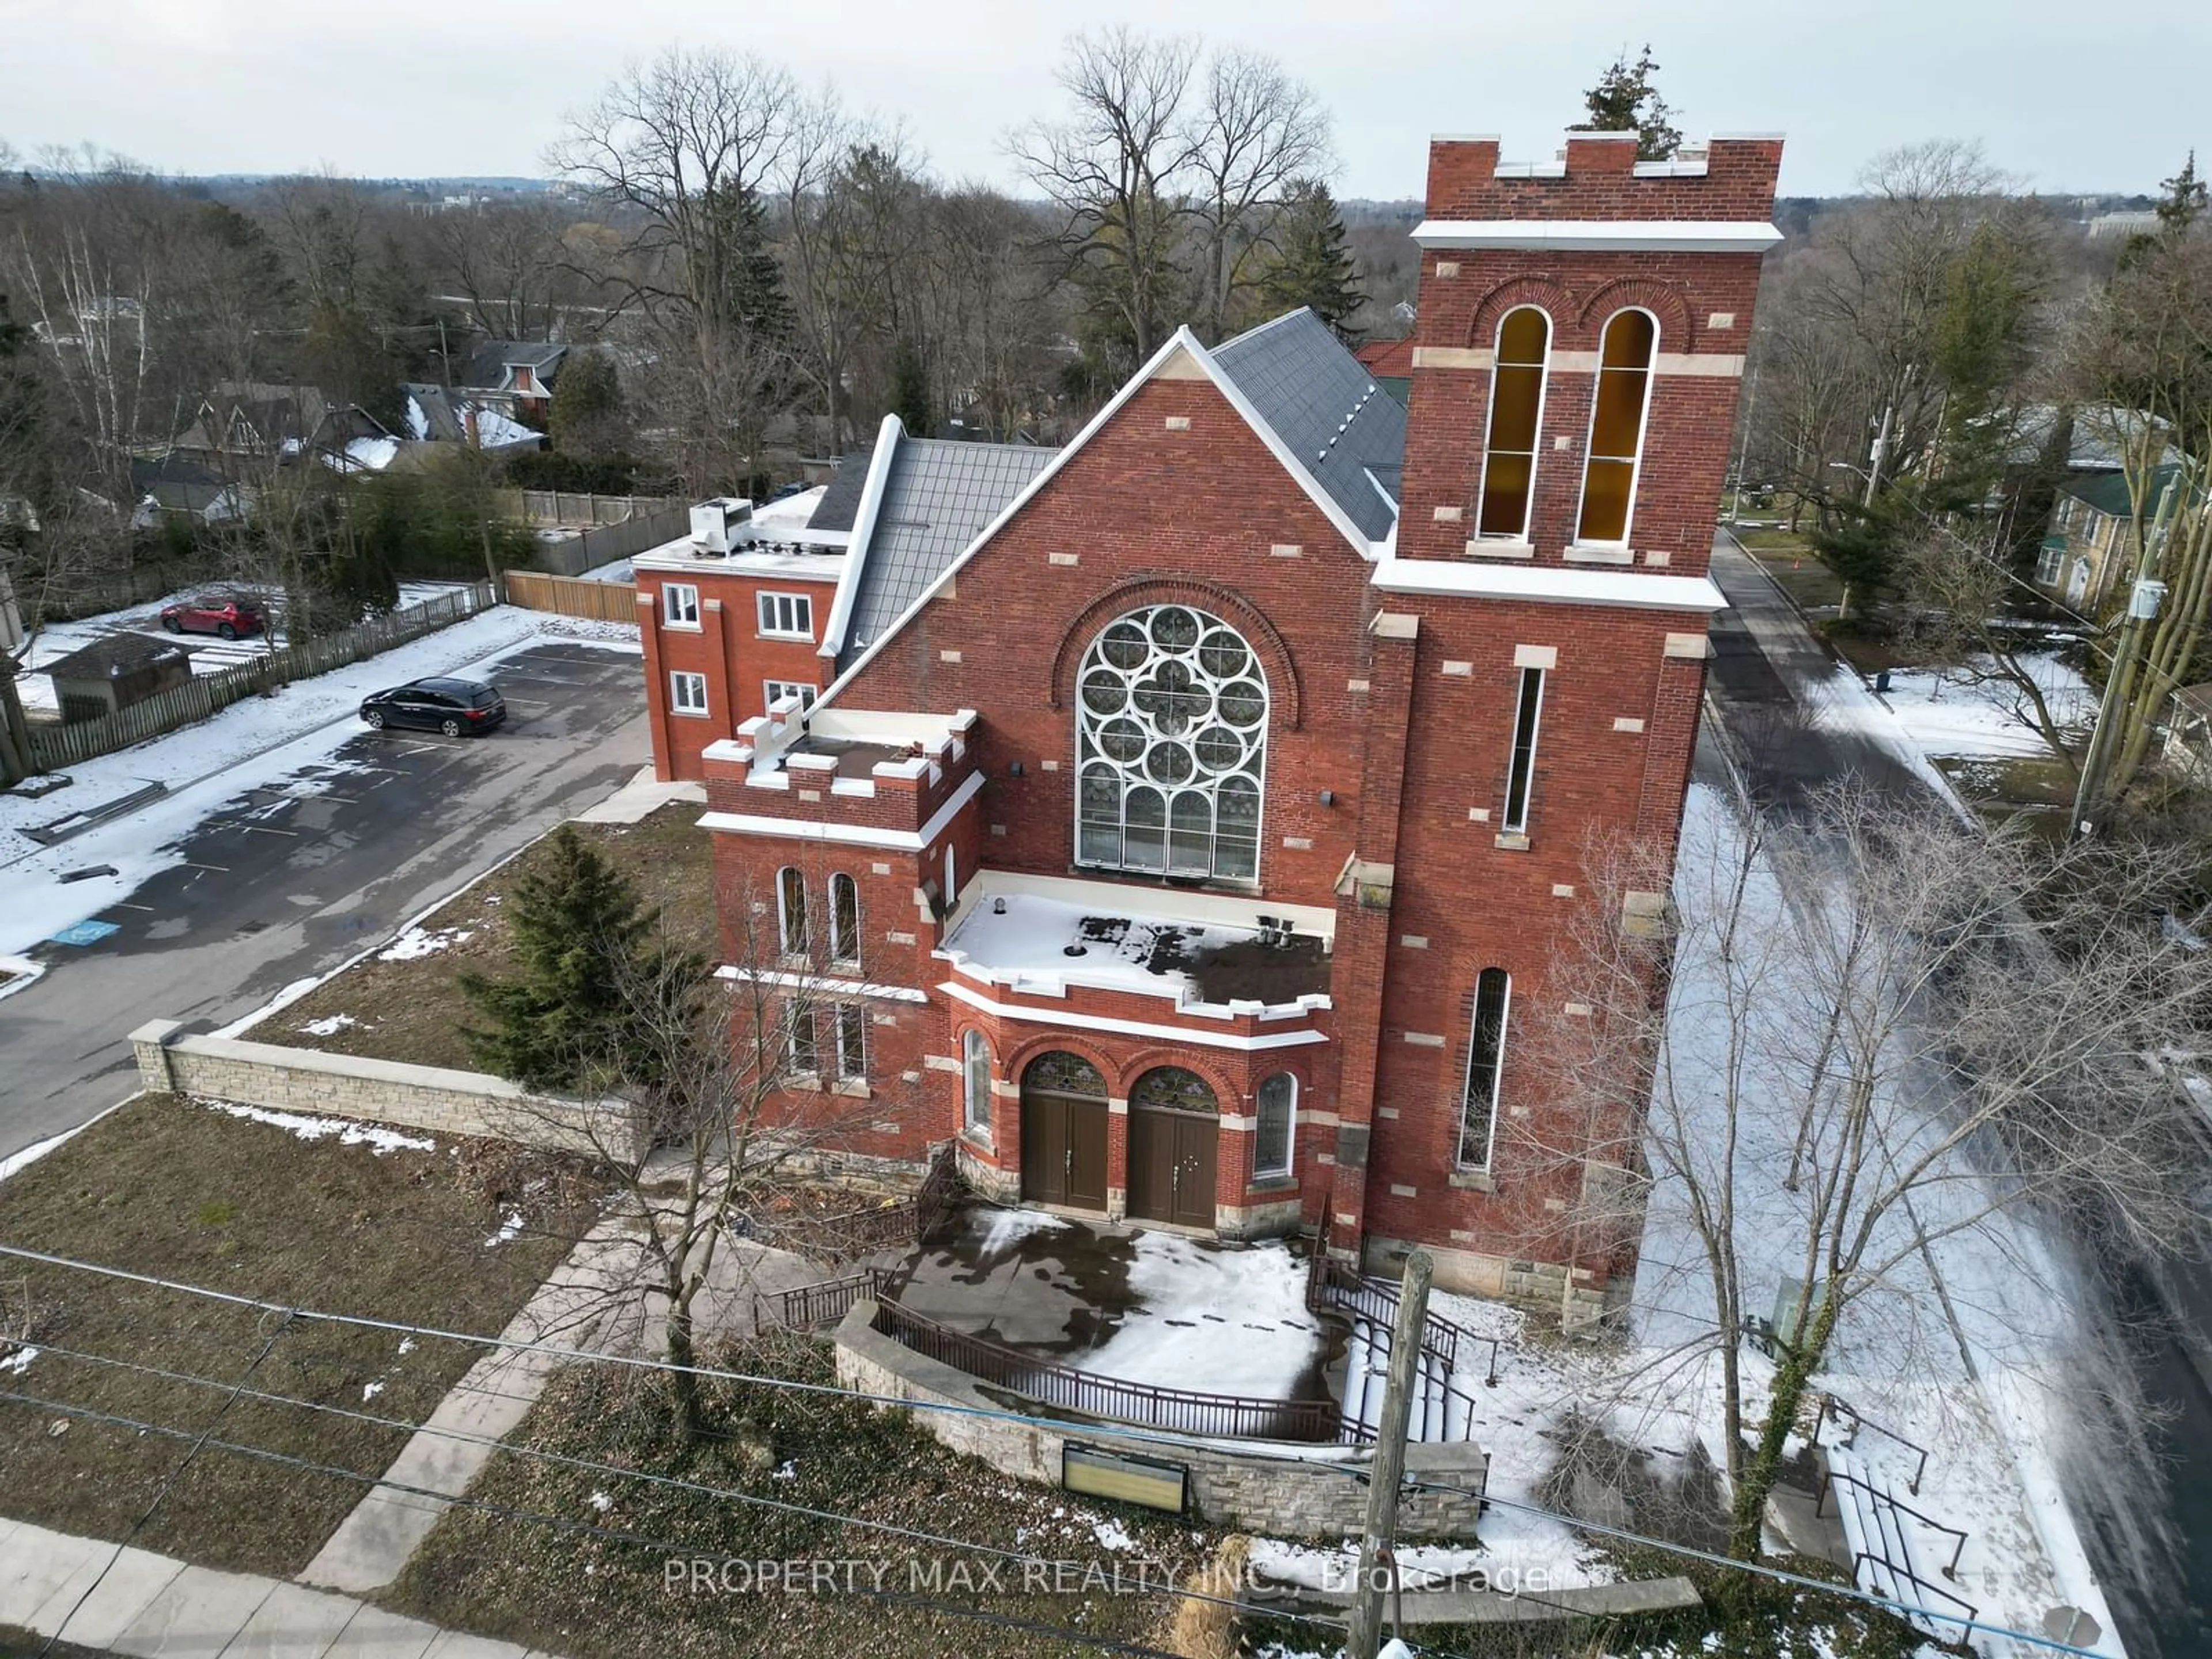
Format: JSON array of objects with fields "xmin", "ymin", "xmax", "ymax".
[
  {"xmin": 461, "ymin": 827, "xmax": 703, "ymax": 1093},
  {"xmin": 1259, "ymin": 180, "xmax": 1365, "ymax": 340}
]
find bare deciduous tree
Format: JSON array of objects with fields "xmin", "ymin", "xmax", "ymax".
[
  {"xmin": 1527, "ymin": 778, "xmax": 2210, "ymax": 1564},
  {"xmin": 1184, "ymin": 48, "xmax": 1329, "ymax": 343}
]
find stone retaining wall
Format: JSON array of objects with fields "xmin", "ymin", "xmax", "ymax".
[
  {"xmin": 834, "ymin": 1300, "xmax": 1488, "ymax": 1541},
  {"xmin": 128, "ymin": 1020, "xmax": 644, "ymax": 1161}
]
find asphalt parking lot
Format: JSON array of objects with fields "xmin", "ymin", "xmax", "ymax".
[{"xmin": 0, "ymin": 640, "xmax": 650, "ymax": 1155}]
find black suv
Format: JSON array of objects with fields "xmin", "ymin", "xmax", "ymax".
[{"xmin": 360, "ymin": 677, "xmax": 507, "ymax": 737}]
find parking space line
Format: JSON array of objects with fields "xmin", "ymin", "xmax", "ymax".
[
  {"xmin": 185, "ymin": 863, "xmax": 230, "ymax": 873},
  {"xmin": 209, "ymin": 821, "xmax": 300, "ymax": 838},
  {"xmin": 111, "ymin": 903, "xmax": 156, "ymax": 914}
]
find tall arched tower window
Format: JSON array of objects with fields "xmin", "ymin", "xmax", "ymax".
[
  {"xmin": 1075, "ymin": 605, "xmax": 1267, "ymax": 881},
  {"xmin": 1475, "ymin": 306, "xmax": 1551, "ymax": 540},
  {"xmin": 1575, "ymin": 309, "xmax": 1658, "ymax": 546}
]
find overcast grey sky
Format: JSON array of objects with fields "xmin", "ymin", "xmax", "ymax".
[{"xmin": 2, "ymin": 0, "xmax": 2203, "ymax": 198}]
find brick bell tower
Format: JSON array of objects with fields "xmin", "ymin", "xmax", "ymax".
[{"xmin": 1336, "ymin": 130, "xmax": 1783, "ymax": 1320}]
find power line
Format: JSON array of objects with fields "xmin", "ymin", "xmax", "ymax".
[
  {"xmin": 9, "ymin": 1336, "xmax": 1361, "ymax": 1648},
  {"xmin": 0, "ymin": 1380, "xmax": 1532, "ymax": 1659},
  {"xmin": 33, "ymin": 1310, "xmax": 295, "ymax": 1659},
  {"xmin": 0, "ymin": 1239, "xmax": 2104, "ymax": 1652}
]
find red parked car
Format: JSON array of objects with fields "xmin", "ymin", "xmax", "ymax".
[{"xmin": 160, "ymin": 596, "xmax": 267, "ymax": 640}]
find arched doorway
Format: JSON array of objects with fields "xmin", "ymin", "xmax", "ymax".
[
  {"xmin": 1126, "ymin": 1066, "xmax": 1219, "ymax": 1229},
  {"xmin": 1019, "ymin": 1051, "xmax": 1109, "ymax": 1212}
]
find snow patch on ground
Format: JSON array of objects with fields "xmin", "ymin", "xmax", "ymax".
[
  {"xmin": 0, "ymin": 1124, "xmax": 85, "ymax": 1184},
  {"xmin": 484, "ymin": 1210, "xmax": 525, "ymax": 1248},
  {"xmin": 297, "ymin": 1013, "xmax": 360, "ymax": 1036},
  {"xmin": 972, "ymin": 1207, "xmax": 1069, "ymax": 1257},
  {"xmin": 198, "ymin": 1099, "xmax": 435, "ymax": 1156},
  {"xmin": 378, "ymin": 925, "xmax": 474, "ymax": 962},
  {"xmin": 1082, "ymin": 1233, "xmax": 1321, "ymax": 1400},
  {"xmin": 1, "ymin": 1346, "xmax": 38, "ymax": 1377}
]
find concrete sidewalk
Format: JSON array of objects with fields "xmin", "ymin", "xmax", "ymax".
[{"xmin": 0, "ymin": 1517, "xmax": 562, "ymax": 1657}]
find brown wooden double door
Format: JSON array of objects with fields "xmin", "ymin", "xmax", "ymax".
[
  {"xmin": 1020, "ymin": 1052, "xmax": 1109, "ymax": 1212},
  {"xmin": 1126, "ymin": 1108, "xmax": 1217, "ymax": 1228},
  {"xmin": 1124, "ymin": 1065, "xmax": 1220, "ymax": 1229}
]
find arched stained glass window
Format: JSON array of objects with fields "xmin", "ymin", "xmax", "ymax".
[{"xmin": 1075, "ymin": 605, "xmax": 1267, "ymax": 881}]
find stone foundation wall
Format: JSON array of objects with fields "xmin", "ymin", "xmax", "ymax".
[
  {"xmin": 1362, "ymin": 1232, "xmax": 1627, "ymax": 1330},
  {"xmin": 129, "ymin": 1020, "xmax": 644, "ymax": 1162},
  {"xmin": 834, "ymin": 1301, "xmax": 1488, "ymax": 1541}
]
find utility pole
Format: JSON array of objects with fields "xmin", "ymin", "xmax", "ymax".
[
  {"xmin": 1836, "ymin": 402, "xmax": 1891, "ymax": 625},
  {"xmin": 2067, "ymin": 477, "xmax": 2177, "ymax": 839},
  {"xmin": 1345, "ymin": 1248, "xmax": 1433, "ymax": 1659},
  {"xmin": 1727, "ymin": 367, "xmax": 1758, "ymax": 527}
]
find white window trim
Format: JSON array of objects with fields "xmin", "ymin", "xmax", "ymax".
[
  {"xmin": 785, "ymin": 1003, "xmax": 819, "ymax": 1079},
  {"xmin": 832, "ymin": 1002, "xmax": 867, "ymax": 1080},
  {"xmin": 1570, "ymin": 307, "xmax": 1660, "ymax": 549},
  {"xmin": 1456, "ymin": 970, "xmax": 1511, "ymax": 1173},
  {"xmin": 663, "ymin": 582, "xmax": 701, "ymax": 629},
  {"xmin": 1472, "ymin": 306, "xmax": 1552, "ymax": 543},
  {"xmin": 1254, "ymin": 1071, "xmax": 1297, "ymax": 1179},
  {"xmin": 2035, "ymin": 546, "xmax": 2064, "ymax": 585},
  {"xmin": 669, "ymin": 670, "xmax": 710, "ymax": 717},
  {"xmin": 1502, "ymin": 666, "xmax": 1546, "ymax": 835},
  {"xmin": 776, "ymin": 866, "xmax": 808, "ymax": 957},
  {"xmin": 827, "ymin": 870, "xmax": 861, "ymax": 968},
  {"xmin": 757, "ymin": 590, "xmax": 815, "ymax": 640},
  {"xmin": 764, "ymin": 680, "xmax": 818, "ymax": 712},
  {"xmin": 962, "ymin": 1028, "xmax": 992, "ymax": 1137}
]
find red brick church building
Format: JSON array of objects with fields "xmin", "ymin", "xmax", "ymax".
[{"xmin": 630, "ymin": 130, "xmax": 1782, "ymax": 1320}]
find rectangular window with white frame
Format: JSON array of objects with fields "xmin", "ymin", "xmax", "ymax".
[
  {"xmin": 669, "ymin": 671, "xmax": 709, "ymax": 716},
  {"xmin": 2035, "ymin": 543, "xmax": 2065, "ymax": 585},
  {"xmin": 785, "ymin": 1004, "xmax": 819, "ymax": 1078},
  {"xmin": 832, "ymin": 1003, "xmax": 866, "ymax": 1081},
  {"xmin": 764, "ymin": 680, "xmax": 818, "ymax": 712},
  {"xmin": 1457, "ymin": 968, "xmax": 1510, "ymax": 1171},
  {"xmin": 1502, "ymin": 666, "xmax": 1545, "ymax": 835},
  {"xmin": 757, "ymin": 592, "xmax": 813, "ymax": 639},
  {"xmin": 662, "ymin": 582, "xmax": 700, "ymax": 627}
]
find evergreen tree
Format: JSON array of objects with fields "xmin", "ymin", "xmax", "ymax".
[
  {"xmin": 1259, "ymin": 180, "xmax": 1366, "ymax": 339},
  {"xmin": 888, "ymin": 342, "xmax": 931, "ymax": 437},
  {"xmin": 1573, "ymin": 45, "xmax": 1683, "ymax": 161},
  {"xmin": 461, "ymin": 827, "xmax": 703, "ymax": 1093},
  {"xmin": 2156, "ymin": 150, "xmax": 2207, "ymax": 234},
  {"xmin": 547, "ymin": 349, "xmax": 629, "ymax": 458}
]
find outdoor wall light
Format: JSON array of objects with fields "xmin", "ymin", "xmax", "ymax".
[
  {"xmin": 1007, "ymin": 760, "xmax": 1025, "ymax": 777},
  {"xmin": 1317, "ymin": 789, "xmax": 1336, "ymax": 807}
]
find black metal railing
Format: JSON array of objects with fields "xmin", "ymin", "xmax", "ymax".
[
  {"xmin": 757, "ymin": 1267, "xmax": 896, "ymax": 1332},
  {"xmin": 1307, "ymin": 1253, "xmax": 1499, "ymax": 1388},
  {"xmin": 1340, "ymin": 1312, "xmax": 1484, "ymax": 1445},
  {"xmin": 1816, "ymin": 1393, "xmax": 1931, "ymax": 1495},
  {"xmin": 873, "ymin": 1297, "xmax": 1357, "ymax": 1444},
  {"xmin": 1816, "ymin": 1463, "xmax": 1975, "ymax": 1632}
]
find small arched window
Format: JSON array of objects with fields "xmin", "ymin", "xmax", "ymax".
[
  {"xmin": 828, "ymin": 872, "xmax": 860, "ymax": 965},
  {"xmin": 776, "ymin": 866, "xmax": 808, "ymax": 956},
  {"xmin": 1255, "ymin": 1073, "xmax": 1296, "ymax": 1179},
  {"xmin": 1458, "ymin": 968, "xmax": 1512, "ymax": 1171},
  {"xmin": 962, "ymin": 1028, "xmax": 992, "ymax": 1135},
  {"xmin": 1475, "ymin": 306, "xmax": 1551, "ymax": 540},
  {"xmin": 1575, "ymin": 309, "xmax": 1658, "ymax": 545}
]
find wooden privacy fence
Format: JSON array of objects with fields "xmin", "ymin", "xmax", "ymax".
[
  {"xmin": 497, "ymin": 490, "xmax": 679, "ymax": 528},
  {"xmin": 502, "ymin": 570, "xmax": 641, "ymax": 624},
  {"xmin": 26, "ymin": 581, "xmax": 499, "ymax": 772}
]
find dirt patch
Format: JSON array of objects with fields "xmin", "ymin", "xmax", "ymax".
[
  {"xmin": 382, "ymin": 1333, "xmax": 1215, "ymax": 1659},
  {"xmin": 252, "ymin": 803, "xmax": 715, "ymax": 1073},
  {"xmin": 0, "ymin": 1093, "xmax": 603, "ymax": 1579}
]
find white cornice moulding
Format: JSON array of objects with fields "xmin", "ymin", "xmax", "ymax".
[
  {"xmin": 1412, "ymin": 219, "xmax": 1783, "ymax": 254},
  {"xmin": 937, "ymin": 979, "xmax": 1330, "ymax": 1052},
  {"xmin": 698, "ymin": 768, "xmax": 986, "ymax": 851},
  {"xmin": 1370, "ymin": 556, "xmax": 1728, "ymax": 613}
]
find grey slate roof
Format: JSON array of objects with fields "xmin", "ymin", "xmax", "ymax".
[
  {"xmin": 456, "ymin": 339, "xmax": 567, "ymax": 392},
  {"xmin": 1212, "ymin": 308, "xmax": 1405, "ymax": 541},
  {"xmin": 838, "ymin": 438, "xmax": 1056, "ymax": 670},
  {"xmin": 807, "ymin": 445, "xmax": 874, "ymax": 533}
]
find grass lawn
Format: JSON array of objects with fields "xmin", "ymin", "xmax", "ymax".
[
  {"xmin": 384, "ymin": 1335, "xmax": 1218, "ymax": 1659},
  {"xmin": 0, "ymin": 1093, "xmax": 602, "ymax": 1579},
  {"xmin": 1730, "ymin": 524, "xmax": 1849, "ymax": 615},
  {"xmin": 255, "ymin": 803, "xmax": 715, "ymax": 1073}
]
